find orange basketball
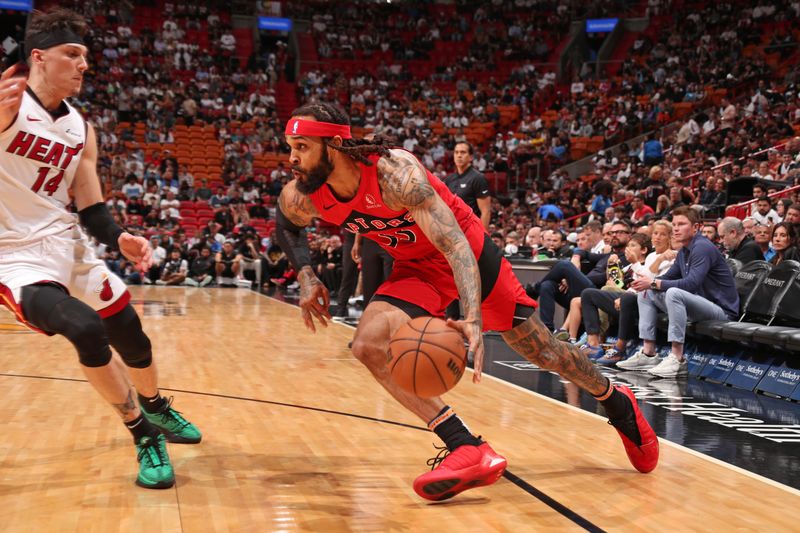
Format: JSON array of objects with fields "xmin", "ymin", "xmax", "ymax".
[{"xmin": 388, "ymin": 317, "xmax": 468, "ymax": 398}]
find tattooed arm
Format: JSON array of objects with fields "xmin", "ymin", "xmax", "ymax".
[
  {"xmin": 377, "ymin": 149, "xmax": 486, "ymax": 382},
  {"xmin": 276, "ymin": 180, "xmax": 330, "ymax": 332}
]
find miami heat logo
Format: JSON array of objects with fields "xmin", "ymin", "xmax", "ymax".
[{"xmin": 94, "ymin": 275, "xmax": 114, "ymax": 302}]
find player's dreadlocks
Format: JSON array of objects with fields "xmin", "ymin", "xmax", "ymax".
[{"xmin": 289, "ymin": 102, "xmax": 395, "ymax": 165}]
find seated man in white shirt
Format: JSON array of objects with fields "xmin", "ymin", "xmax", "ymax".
[{"xmin": 751, "ymin": 196, "xmax": 780, "ymax": 226}]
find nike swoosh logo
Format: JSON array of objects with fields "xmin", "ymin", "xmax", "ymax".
[
  {"xmin": 27, "ymin": 115, "xmax": 42, "ymax": 122},
  {"xmin": 489, "ymin": 457, "xmax": 506, "ymax": 468},
  {"xmin": 323, "ymin": 203, "xmax": 336, "ymax": 210}
]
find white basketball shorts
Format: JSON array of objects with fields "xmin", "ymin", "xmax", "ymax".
[{"xmin": 0, "ymin": 226, "xmax": 130, "ymax": 333}]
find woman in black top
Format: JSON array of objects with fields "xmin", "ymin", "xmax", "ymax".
[{"xmin": 770, "ymin": 222, "xmax": 800, "ymax": 265}]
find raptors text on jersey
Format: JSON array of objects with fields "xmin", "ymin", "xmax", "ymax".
[{"xmin": 308, "ymin": 153, "xmax": 484, "ymax": 261}]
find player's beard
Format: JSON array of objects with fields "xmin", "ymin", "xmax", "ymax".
[{"xmin": 294, "ymin": 149, "xmax": 334, "ymax": 195}]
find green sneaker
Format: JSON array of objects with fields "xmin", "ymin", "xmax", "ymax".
[
  {"xmin": 141, "ymin": 397, "xmax": 202, "ymax": 444},
  {"xmin": 135, "ymin": 434, "xmax": 174, "ymax": 489}
]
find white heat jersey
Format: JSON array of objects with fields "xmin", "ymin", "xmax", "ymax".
[{"xmin": 0, "ymin": 89, "xmax": 87, "ymax": 248}]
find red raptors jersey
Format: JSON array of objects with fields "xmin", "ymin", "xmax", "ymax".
[{"xmin": 308, "ymin": 153, "xmax": 483, "ymax": 261}]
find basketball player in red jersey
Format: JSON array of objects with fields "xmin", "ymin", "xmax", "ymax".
[
  {"xmin": 276, "ymin": 103, "xmax": 658, "ymax": 501},
  {"xmin": 0, "ymin": 8, "xmax": 200, "ymax": 489}
]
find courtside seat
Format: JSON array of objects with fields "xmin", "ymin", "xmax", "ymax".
[
  {"xmin": 750, "ymin": 269, "xmax": 800, "ymax": 348},
  {"xmin": 693, "ymin": 261, "xmax": 773, "ymax": 341},
  {"xmin": 720, "ymin": 261, "xmax": 800, "ymax": 344},
  {"xmin": 751, "ymin": 326, "xmax": 799, "ymax": 350},
  {"xmin": 786, "ymin": 331, "xmax": 800, "ymax": 354},
  {"xmin": 694, "ymin": 320, "xmax": 728, "ymax": 340},
  {"xmin": 726, "ymin": 258, "xmax": 742, "ymax": 277},
  {"xmin": 720, "ymin": 322, "xmax": 766, "ymax": 343}
]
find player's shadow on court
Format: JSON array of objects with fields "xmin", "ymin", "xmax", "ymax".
[
  {"xmin": 411, "ymin": 496, "xmax": 491, "ymax": 508},
  {"xmin": 171, "ymin": 441, "xmax": 494, "ymax": 509}
]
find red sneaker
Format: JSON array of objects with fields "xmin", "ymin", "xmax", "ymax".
[
  {"xmin": 610, "ymin": 385, "xmax": 659, "ymax": 473},
  {"xmin": 413, "ymin": 442, "xmax": 507, "ymax": 501}
]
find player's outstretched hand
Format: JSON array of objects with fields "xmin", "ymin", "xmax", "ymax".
[
  {"xmin": 118, "ymin": 232, "xmax": 153, "ymax": 272},
  {"xmin": 0, "ymin": 64, "xmax": 26, "ymax": 126},
  {"xmin": 446, "ymin": 317, "xmax": 485, "ymax": 383},
  {"xmin": 298, "ymin": 269, "xmax": 331, "ymax": 332}
]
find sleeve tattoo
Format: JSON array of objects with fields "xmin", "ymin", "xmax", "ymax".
[
  {"xmin": 501, "ymin": 314, "xmax": 608, "ymax": 395},
  {"xmin": 377, "ymin": 151, "xmax": 482, "ymax": 321}
]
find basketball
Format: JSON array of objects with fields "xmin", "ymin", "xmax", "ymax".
[{"xmin": 388, "ymin": 317, "xmax": 468, "ymax": 398}]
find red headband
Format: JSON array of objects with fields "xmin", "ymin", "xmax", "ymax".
[{"xmin": 285, "ymin": 118, "xmax": 352, "ymax": 139}]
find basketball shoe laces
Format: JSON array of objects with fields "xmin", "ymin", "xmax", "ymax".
[
  {"xmin": 425, "ymin": 443, "xmax": 450, "ymax": 470},
  {"xmin": 137, "ymin": 436, "xmax": 168, "ymax": 468},
  {"xmin": 424, "ymin": 436, "xmax": 483, "ymax": 470},
  {"xmin": 153, "ymin": 396, "xmax": 191, "ymax": 430}
]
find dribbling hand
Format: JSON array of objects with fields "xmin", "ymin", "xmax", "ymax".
[
  {"xmin": 298, "ymin": 268, "xmax": 331, "ymax": 332},
  {"xmin": 118, "ymin": 232, "xmax": 153, "ymax": 271},
  {"xmin": 446, "ymin": 317, "xmax": 484, "ymax": 383}
]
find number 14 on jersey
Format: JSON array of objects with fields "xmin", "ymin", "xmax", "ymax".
[{"xmin": 31, "ymin": 167, "xmax": 64, "ymax": 196}]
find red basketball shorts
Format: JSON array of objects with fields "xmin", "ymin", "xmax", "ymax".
[{"xmin": 374, "ymin": 230, "xmax": 536, "ymax": 332}]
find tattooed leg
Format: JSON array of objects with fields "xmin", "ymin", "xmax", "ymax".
[
  {"xmin": 81, "ymin": 358, "xmax": 142, "ymax": 422},
  {"xmin": 501, "ymin": 313, "xmax": 609, "ymax": 396},
  {"xmin": 111, "ymin": 389, "xmax": 138, "ymax": 419}
]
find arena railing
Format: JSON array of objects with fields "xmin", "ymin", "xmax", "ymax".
[
  {"xmin": 562, "ymin": 137, "xmax": 799, "ymax": 227},
  {"xmin": 725, "ymin": 184, "xmax": 800, "ymax": 220}
]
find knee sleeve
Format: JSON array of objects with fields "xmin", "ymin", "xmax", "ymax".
[
  {"xmin": 102, "ymin": 304, "xmax": 153, "ymax": 368},
  {"xmin": 21, "ymin": 284, "xmax": 112, "ymax": 367}
]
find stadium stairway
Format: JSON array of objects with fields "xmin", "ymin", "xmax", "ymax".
[{"xmin": 275, "ymin": 80, "xmax": 298, "ymax": 122}]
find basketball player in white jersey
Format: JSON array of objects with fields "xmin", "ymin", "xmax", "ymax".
[{"xmin": 0, "ymin": 8, "xmax": 200, "ymax": 489}]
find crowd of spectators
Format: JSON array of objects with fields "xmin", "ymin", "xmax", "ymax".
[
  {"xmin": 288, "ymin": 0, "xmax": 598, "ymax": 63},
  {"xmin": 286, "ymin": 1, "xmax": 799, "ymax": 199},
  {"xmin": 22, "ymin": 0, "xmax": 797, "ymax": 305},
  {"xmin": 51, "ymin": 0, "xmax": 288, "ymax": 190},
  {"xmin": 482, "ymin": 76, "xmax": 800, "ymax": 244}
]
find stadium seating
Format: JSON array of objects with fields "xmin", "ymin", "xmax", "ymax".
[{"xmin": 691, "ymin": 261, "xmax": 800, "ymax": 349}]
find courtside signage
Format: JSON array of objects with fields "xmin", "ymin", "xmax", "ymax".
[
  {"xmin": 702, "ymin": 353, "xmax": 739, "ymax": 384},
  {"xmin": 725, "ymin": 358, "xmax": 773, "ymax": 391},
  {"xmin": 756, "ymin": 361, "xmax": 800, "ymax": 399}
]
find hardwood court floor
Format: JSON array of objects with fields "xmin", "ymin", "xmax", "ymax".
[{"xmin": 0, "ymin": 287, "xmax": 797, "ymax": 532}]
